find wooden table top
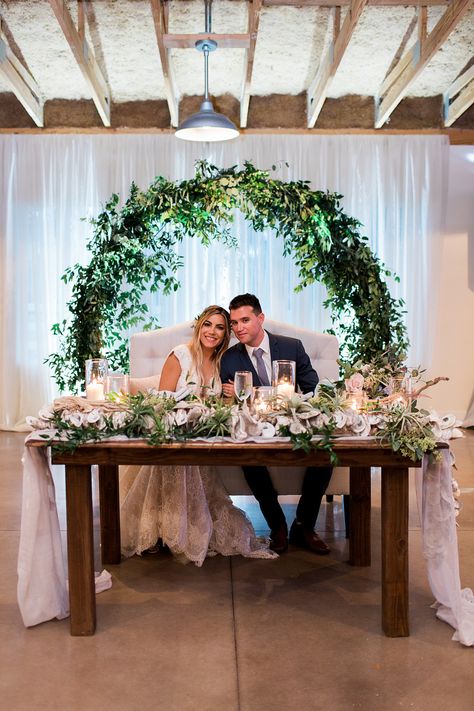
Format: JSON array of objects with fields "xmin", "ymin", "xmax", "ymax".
[{"xmin": 26, "ymin": 436, "xmax": 448, "ymax": 467}]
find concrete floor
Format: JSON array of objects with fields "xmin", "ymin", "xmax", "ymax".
[{"xmin": 1, "ymin": 430, "xmax": 473, "ymax": 711}]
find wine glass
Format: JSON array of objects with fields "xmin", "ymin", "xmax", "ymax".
[{"xmin": 234, "ymin": 371, "xmax": 253, "ymax": 403}]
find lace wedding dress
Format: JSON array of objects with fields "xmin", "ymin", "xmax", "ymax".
[{"xmin": 120, "ymin": 344, "xmax": 275, "ymax": 566}]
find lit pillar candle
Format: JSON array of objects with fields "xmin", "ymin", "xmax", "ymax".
[
  {"xmin": 276, "ymin": 381, "xmax": 295, "ymax": 398},
  {"xmin": 86, "ymin": 378, "xmax": 105, "ymax": 401}
]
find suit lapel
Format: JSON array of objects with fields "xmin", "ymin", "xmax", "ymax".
[{"xmin": 268, "ymin": 331, "xmax": 280, "ymax": 365}]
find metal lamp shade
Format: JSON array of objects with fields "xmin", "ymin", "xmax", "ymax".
[{"xmin": 175, "ymin": 99, "xmax": 239, "ymax": 142}]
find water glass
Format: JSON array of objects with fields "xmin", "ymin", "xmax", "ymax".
[
  {"xmin": 234, "ymin": 371, "xmax": 253, "ymax": 402},
  {"xmin": 105, "ymin": 373, "xmax": 130, "ymax": 399}
]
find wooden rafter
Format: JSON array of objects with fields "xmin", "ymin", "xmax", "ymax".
[
  {"xmin": 48, "ymin": 0, "xmax": 110, "ymax": 126},
  {"xmin": 307, "ymin": 1, "xmax": 368, "ymax": 128},
  {"xmin": 0, "ymin": 24, "xmax": 43, "ymax": 126},
  {"xmin": 444, "ymin": 64, "xmax": 474, "ymax": 126},
  {"xmin": 150, "ymin": 0, "xmax": 179, "ymax": 127},
  {"xmin": 375, "ymin": 0, "xmax": 473, "ymax": 128},
  {"xmin": 240, "ymin": 0, "xmax": 262, "ymax": 128}
]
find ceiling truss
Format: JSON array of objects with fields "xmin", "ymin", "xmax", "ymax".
[
  {"xmin": 375, "ymin": 0, "xmax": 473, "ymax": 128},
  {"xmin": 443, "ymin": 63, "xmax": 474, "ymax": 126},
  {"xmin": 150, "ymin": 0, "xmax": 179, "ymax": 127},
  {"xmin": 240, "ymin": 0, "xmax": 262, "ymax": 127},
  {"xmin": 307, "ymin": 1, "xmax": 368, "ymax": 128},
  {"xmin": 48, "ymin": 0, "xmax": 111, "ymax": 126},
  {"xmin": 0, "ymin": 19, "xmax": 43, "ymax": 126}
]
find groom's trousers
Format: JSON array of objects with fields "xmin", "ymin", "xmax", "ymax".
[{"xmin": 242, "ymin": 466, "xmax": 333, "ymax": 531}]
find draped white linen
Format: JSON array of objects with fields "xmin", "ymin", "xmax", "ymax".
[{"xmin": 0, "ymin": 134, "xmax": 447, "ymax": 428}]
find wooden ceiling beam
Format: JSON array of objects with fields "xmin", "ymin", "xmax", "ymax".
[
  {"xmin": 150, "ymin": 0, "xmax": 179, "ymax": 127},
  {"xmin": 240, "ymin": 0, "xmax": 262, "ymax": 128},
  {"xmin": 444, "ymin": 65, "xmax": 474, "ymax": 126},
  {"xmin": 264, "ymin": 0, "xmax": 450, "ymax": 6},
  {"xmin": 0, "ymin": 25, "xmax": 43, "ymax": 126},
  {"xmin": 375, "ymin": 0, "xmax": 473, "ymax": 128},
  {"xmin": 307, "ymin": 1, "xmax": 368, "ymax": 128},
  {"xmin": 164, "ymin": 33, "xmax": 250, "ymax": 49},
  {"xmin": 48, "ymin": 0, "xmax": 110, "ymax": 126}
]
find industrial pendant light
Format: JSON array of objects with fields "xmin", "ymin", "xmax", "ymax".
[{"xmin": 175, "ymin": 0, "xmax": 239, "ymax": 142}]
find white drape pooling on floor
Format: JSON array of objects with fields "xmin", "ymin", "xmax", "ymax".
[
  {"xmin": 18, "ymin": 439, "xmax": 474, "ymax": 644},
  {"xmin": 17, "ymin": 445, "xmax": 112, "ymax": 627},
  {"xmin": 0, "ymin": 134, "xmax": 447, "ymax": 429},
  {"xmin": 415, "ymin": 449, "xmax": 474, "ymax": 645}
]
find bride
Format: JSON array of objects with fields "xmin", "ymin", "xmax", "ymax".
[{"xmin": 119, "ymin": 305, "xmax": 275, "ymax": 566}]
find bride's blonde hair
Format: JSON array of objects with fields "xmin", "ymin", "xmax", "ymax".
[{"xmin": 189, "ymin": 305, "xmax": 231, "ymax": 384}]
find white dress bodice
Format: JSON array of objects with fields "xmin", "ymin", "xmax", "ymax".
[{"xmin": 171, "ymin": 344, "xmax": 222, "ymax": 395}]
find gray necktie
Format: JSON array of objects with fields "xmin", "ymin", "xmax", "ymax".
[{"xmin": 253, "ymin": 348, "xmax": 270, "ymax": 386}]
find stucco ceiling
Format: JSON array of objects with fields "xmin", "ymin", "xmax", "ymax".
[{"xmin": 0, "ymin": 0, "xmax": 473, "ymax": 133}]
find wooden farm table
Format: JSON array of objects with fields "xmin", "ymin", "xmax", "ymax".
[{"xmin": 29, "ymin": 439, "xmax": 442, "ymax": 637}]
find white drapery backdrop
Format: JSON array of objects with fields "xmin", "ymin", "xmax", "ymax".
[{"xmin": 0, "ymin": 134, "xmax": 447, "ymax": 429}]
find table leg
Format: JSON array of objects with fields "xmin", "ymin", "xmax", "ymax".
[
  {"xmin": 381, "ymin": 465, "xmax": 409, "ymax": 637},
  {"xmin": 98, "ymin": 464, "xmax": 121, "ymax": 564},
  {"xmin": 65, "ymin": 464, "xmax": 96, "ymax": 636},
  {"xmin": 349, "ymin": 466, "xmax": 371, "ymax": 566}
]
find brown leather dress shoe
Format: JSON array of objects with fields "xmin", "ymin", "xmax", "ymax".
[
  {"xmin": 269, "ymin": 524, "xmax": 288, "ymax": 554},
  {"xmin": 289, "ymin": 522, "xmax": 330, "ymax": 555}
]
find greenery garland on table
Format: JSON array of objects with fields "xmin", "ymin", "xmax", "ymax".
[
  {"xmin": 46, "ymin": 160, "xmax": 408, "ymax": 393},
  {"xmin": 28, "ymin": 382, "xmax": 456, "ymax": 465}
]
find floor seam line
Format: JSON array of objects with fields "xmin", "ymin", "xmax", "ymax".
[{"xmin": 230, "ymin": 557, "xmax": 242, "ymax": 711}]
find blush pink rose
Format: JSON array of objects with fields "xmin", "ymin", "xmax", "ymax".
[{"xmin": 345, "ymin": 372, "xmax": 365, "ymax": 393}]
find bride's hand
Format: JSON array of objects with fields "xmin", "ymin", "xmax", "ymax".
[{"xmin": 221, "ymin": 381, "xmax": 235, "ymax": 400}]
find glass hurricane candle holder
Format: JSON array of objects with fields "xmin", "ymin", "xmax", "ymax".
[
  {"xmin": 272, "ymin": 360, "xmax": 296, "ymax": 398},
  {"xmin": 105, "ymin": 373, "xmax": 130, "ymax": 400},
  {"xmin": 252, "ymin": 386, "xmax": 275, "ymax": 415},
  {"xmin": 85, "ymin": 358, "xmax": 108, "ymax": 401},
  {"xmin": 346, "ymin": 390, "xmax": 367, "ymax": 412}
]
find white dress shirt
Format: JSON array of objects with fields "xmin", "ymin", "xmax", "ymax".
[{"xmin": 245, "ymin": 331, "xmax": 272, "ymax": 384}]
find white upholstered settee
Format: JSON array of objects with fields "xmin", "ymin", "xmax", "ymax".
[{"xmin": 129, "ymin": 318, "xmax": 350, "ymax": 502}]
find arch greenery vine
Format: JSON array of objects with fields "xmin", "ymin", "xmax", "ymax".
[{"xmin": 46, "ymin": 160, "xmax": 408, "ymax": 393}]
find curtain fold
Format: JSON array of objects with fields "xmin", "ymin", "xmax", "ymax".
[{"xmin": 0, "ymin": 134, "xmax": 448, "ymax": 428}]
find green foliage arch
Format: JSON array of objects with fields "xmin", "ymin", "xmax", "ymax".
[{"xmin": 47, "ymin": 160, "xmax": 408, "ymax": 392}]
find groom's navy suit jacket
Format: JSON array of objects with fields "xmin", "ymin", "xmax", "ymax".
[{"xmin": 220, "ymin": 330, "xmax": 319, "ymax": 395}]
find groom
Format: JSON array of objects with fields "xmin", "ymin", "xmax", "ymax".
[{"xmin": 220, "ymin": 293, "xmax": 332, "ymax": 555}]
